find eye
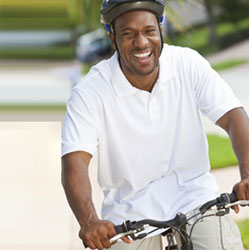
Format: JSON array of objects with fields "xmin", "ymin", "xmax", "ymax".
[
  {"xmin": 121, "ymin": 32, "xmax": 134, "ymax": 39},
  {"xmin": 146, "ymin": 29, "xmax": 157, "ymax": 34}
]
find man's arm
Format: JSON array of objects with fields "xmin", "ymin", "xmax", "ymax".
[
  {"xmin": 216, "ymin": 107, "xmax": 249, "ymax": 211},
  {"xmin": 61, "ymin": 151, "xmax": 131, "ymax": 249}
]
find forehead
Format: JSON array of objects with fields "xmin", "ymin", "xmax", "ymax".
[{"xmin": 115, "ymin": 10, "xmax": 158, "ymax": 30}]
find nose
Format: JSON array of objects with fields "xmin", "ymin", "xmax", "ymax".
[{"xmin": 134, "ymin": 32, "xmax": 149, "ymax": 48}]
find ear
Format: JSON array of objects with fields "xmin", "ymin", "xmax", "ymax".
[{"xmin": 109, "ymin": 32, "xmax": 116, "ymax": 50}]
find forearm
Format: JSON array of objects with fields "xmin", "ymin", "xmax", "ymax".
[
  {"xmin": 226, "ymin": 108, "xmax": 249, "ymax": 180},
  {"xmin": 61, "ymin": 152, "xmax": 128, "ymax": 249},
  {"xmin": 216, "ymin": 108, "xmax": 249, "ymax": 203},
  {"xmin": 61, "ymin": 153, "xmax": 99, "ymax": 228}
]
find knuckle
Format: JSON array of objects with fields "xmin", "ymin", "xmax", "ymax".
[
  {"xmin": 106, "ymin": 221, "xmax": 114, "ymax": 229},
  {"xmin": 84, "ymin": 232, "xmax": 91, "ymax": 241},
  {"xmin": 105, "ymin": 221, "xmax": 115, "ymax": 233},
  {"xmin": 92, "ymin": 231, "xmax": 99, "ymax": 239},
  {"xmin": 98, "ymin": 227, "xmax": 106, "ymax": 235}
]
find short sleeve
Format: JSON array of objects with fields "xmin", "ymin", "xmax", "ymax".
[
  {"xmin": 191, "ymin": 51, "xmax": 242, "ymax": 123},
  {"xmin": 61, "ymin": 89, "xmax": 99, "ymax": 157}
]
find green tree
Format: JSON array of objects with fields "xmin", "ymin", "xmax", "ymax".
[
  {"xmin": 202, "ymin": 0, "xmax": 249, "ymax": 45},
  {"xmin": 203, "ymin": 0, "xmax": 217, "ymax": 45},
  {"xmin": 217, "ymin": 0, "xmax": 249, "ymax": 23},
  {"xmin": 81, "ymin": 0, "xmax": 102, "ymax": 32}
]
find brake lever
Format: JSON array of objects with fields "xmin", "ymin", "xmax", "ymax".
[
  {"xmin": 215, "ymin": 200, "xmax": 249, "ymax": 216},
  {"xmin": 110, "ymin": 229, "xmax": 137, "ymax": 243},
  {"xmin": 225, "ymin": 200, "xmax": 249, "ymax": 208},
  {"xmin": 110, "ymin": 224, "xmax": 149, "ymax": 243}
]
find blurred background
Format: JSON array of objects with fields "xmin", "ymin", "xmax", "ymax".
[{"xmin": 0, "ymin": 0, "xmax": 249, "ymax": 249}]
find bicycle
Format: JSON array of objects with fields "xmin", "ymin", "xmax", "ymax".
[{"xmin": 110, "ymin": 192, "xmax": 249, "ymax": 250}]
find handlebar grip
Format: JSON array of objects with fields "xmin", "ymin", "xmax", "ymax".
[
  {"xmin": 114, "ymin": 224, "xmax": 126, "ymax": 234},
  {"xmin": 228, "ymin": 192, "xmax": 237, "ymax": 203}
]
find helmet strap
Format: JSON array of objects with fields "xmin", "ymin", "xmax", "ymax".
[
  {"xmin": 111, "ymin": 22, "xmax": 121, "ymax": 58},
  {"xmin": 158, "ymin": 22, "xmax": 164, "ymax": 53}
]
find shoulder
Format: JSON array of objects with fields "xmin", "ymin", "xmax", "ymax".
[
  {"xmin": 161, "ymin": 43, "xmax": 202, "ymax": 62},
  {"xmin": 74, "ymin": 54, "xmax": 118, "ymax": 97},
  {"xmin": 69, "ymin": 53, "xmax": 120, "ymax": 111},
  {"xmin": 161, "ymin": 44, "xmax": 211, "ymax": 76}
]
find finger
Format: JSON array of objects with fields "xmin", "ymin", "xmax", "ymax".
[
  {"xmin": 232, "ymin": 205, "xmax": 239, "ymax": 213},
  {"xmin": 246, "ymin": 189, "xmax": 249, "ymax": 200},
  {"xmin": 101, "ymin": 236, "xmax": 112, "ymax": 249},
  {"xmin": 106, "ymin": 222, "xmax": 117, "ymax": 237},
  {"xmin": 111, "ymin": 240, "xmax": 117, "ymax": 245},
  {"xmin": 106, "ymin": 223, "xmax": 117, "ymax": 245},
  {"xmin": 234, "ymin": 181, "xmax": 248, "ymax": 201},
  {"xmin": 121, "ymin": 236, "xmax": 132, "ymax": 244},
  {"xmin": 92, "ymin": 237, "xmax": 104, "ymax": 250},
  {"xmin": 85, "ymin": 240, "xmax": 96, "ymax": 250}
]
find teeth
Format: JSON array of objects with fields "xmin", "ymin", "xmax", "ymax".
[{"xmin": 134, "ymin": 51, "xmax": 151, "ymax": 58}]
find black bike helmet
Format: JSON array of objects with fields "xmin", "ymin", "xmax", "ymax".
[{"xmin": 100, "ymin": 0, "xmax": 165, "ymax": 32}]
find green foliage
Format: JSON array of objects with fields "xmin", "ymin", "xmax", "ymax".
[
  {"xmin": 172, "ymin": 17, "xmax": 249, "ymax": 55},
  {"xmin": 212, "ymin": 59, "xmax": 248, "ymax": 72},
  {"xmin": 216, "ymin": 0, "xmax": 249, "ymax": 23},
  {"xmin": 207, "ymin": 134, "xmax": 238, "ymax": 170},
  {"xmin": 0, "ymin": 46, "xmax": 75, "ymax": 60},
  {"xmin": 0, "ymin": 0, "xmax": 73, "ymax": 30},
  {"xmin": 237, "ymin": 219, "xmax": 249, "ymax": 250},
  {"xmin": 0, "ymin": 0, "xmax": 249, "ymax": 59},
  {"xmin": 82, "ymin": 63, "xmax": 94, "ymax": 75},
  {"xmin": 81, "ymin": 0, "xmax": 102, "ymax": 33},
  {"xmin": 172, "ymin": 25, "xmax": 219, "ymax": 55}
]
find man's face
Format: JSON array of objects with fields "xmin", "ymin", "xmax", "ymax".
[{"xmin": 110, "ymin": 10, "xmax": 162, "ymax": 77}]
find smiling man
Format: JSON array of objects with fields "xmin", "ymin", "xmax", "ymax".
[
  {"xmin": 112, "ymin": 10, "xmax": 162, "ymax": 88},
  {"xmin": 61, "ymin": 1, "xmax": 249, "ymax": 250}
]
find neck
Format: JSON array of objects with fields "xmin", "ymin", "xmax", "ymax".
[
  {"xmin": 119, "ymin": 58, "xmax": 160, "ymax": 93},
  {"xmin": 128, "ymin": 70, "xmax": 159, "ymax": 92}
]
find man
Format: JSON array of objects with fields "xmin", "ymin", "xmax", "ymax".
[{"xmin": 61, "ymin": 0, "xmax": 249, "ymax": 249}]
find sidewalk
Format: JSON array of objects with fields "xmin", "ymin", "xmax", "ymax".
[{"xmin": 206, "ymin": 40, "xmax": 249, "ymax": 64}]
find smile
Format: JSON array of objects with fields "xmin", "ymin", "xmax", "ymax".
[
  {"xmin": 133, "ymin": 51, "xmax": 151, "ymax": 58},
  {"xmin": 131, "ymin": 50, "xmax": 153, "ymax": 65}
]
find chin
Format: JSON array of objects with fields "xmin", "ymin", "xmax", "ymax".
[{"xmin": 134, "ymin": 64, "xmax": 158, "ymax": 76}]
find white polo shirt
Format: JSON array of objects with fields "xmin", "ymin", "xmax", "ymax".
[{"xmin": 62, "ymin": 44, "xmax": 242, "ymax": 224}]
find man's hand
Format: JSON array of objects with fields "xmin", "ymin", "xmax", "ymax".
[
  {"xmin": 79, "ymin": 219, "xmax": 131, "ymax": 249},
  {"xmin": 232, "ymin": 177, "xmax": 249, "ymax": 213}
]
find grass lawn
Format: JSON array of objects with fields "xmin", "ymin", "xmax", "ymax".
[
  {"xmin": 212, "ymin": 59, "xmax": 248, "ymax": 72},
  {"xmin": 0, "ymin": 104, "xmax": 66, "ymax": 112},
  {"xmin": 207, "ymin": 134, "xmax": 238, "ymax": 170},
  {"xmin": 237, "ymin": 219, "xmax": 249, "ymax": 250},
  {"xmin": 0, "ymin": 45, "xmax": 75, "ymax": 60}
]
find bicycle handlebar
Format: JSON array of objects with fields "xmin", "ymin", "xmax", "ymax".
[
  {"xmin": 113, "ymin": 192, "xmax": 245, "ymax": 238},
  {"xmin": 114, "ymin": 213, "xmax": 187, "ymax": 235},
  {"xmin": 199, "ymin": 192, "xmax": 237, "ymax": 214}
]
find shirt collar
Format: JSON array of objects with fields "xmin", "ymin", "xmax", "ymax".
[
  {"xmin": 157, "ymin": 44, "xmax": 175, "ymax": 86},
  {"xmin": 109, "ymin": 44, "xmax": 175, "ymax": 98}
]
